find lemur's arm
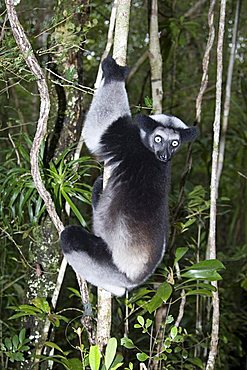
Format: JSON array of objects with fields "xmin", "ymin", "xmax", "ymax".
[{"xmin": 82, "ymin": 57, "xmax": 130, "ymax": 154}]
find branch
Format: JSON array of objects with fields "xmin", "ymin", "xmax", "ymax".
[
  {"xmin": 196, "ymin": 0, "xmax": 216, "ymax": 123},
  {"xmin": 127, "ymin": 50, "xmax": 149, "ymax": 83},
  {"xmin": 75, "ymin": 0, "xmax": 118, "ymax": 162},
  {"xmin": 206, "ymin": 1, "xmax": 226, "ymax": 369},
  {"xmin": 96, "ymin": 0, "xmax": 131, "ymax": 350},
  {"xmin": 216, "ymin": 0, "xmax": 240, "ymax": 190},
  {"xmin": 149, "ymin": 0, "xmax": 163, "ymax": 113},
  {"xmin": 184, "ymin": 0, "xmax": 208, "ymax": 18},
  {"xmin": 4, "ymin": 0, "xmax": 94, "ymax": 347},
  {"xmin": 94, "ymin": 0, "xmax": 118, "ymax": 89}
]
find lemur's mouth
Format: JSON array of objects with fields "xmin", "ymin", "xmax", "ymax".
[{"xmin": 157, "ymin": 154, "xmax": 170, "ymax": 162}]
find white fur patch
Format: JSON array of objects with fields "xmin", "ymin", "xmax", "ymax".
[
  {"xmin": 83, "ymin": 81, "xmax": 131, "ymax": 154},
  {"xmin": 150, "ymin": 114, "xmax": 188, "ymax": 129}
]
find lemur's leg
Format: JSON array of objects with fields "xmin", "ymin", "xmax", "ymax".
[
  {"xmin": 92, "ymin": 176, "xmax": 103, "ymax": 210},
  {"xmin": 60, "ymin": 226, "xmax": 134, "ymax": 296},
  {"xmin": 82, "ymin": 57, "xmax": 131, "ymax": 154}
]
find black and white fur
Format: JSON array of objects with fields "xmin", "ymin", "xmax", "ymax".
[{"xmin": 60, "ymin": 57, "xmax": 198, "ymax": 296}]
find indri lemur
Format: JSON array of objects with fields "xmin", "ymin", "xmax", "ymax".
[{"xmin": 60, "ymin": 57, "xmax": 198, "ymax": 296}]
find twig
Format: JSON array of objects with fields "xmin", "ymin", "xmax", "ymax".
[
  {"xmin": 127, "ymin": 50, "xmax": 149, "ymax": 83},
  {"xmin": 184, "ymin": 0, "xmax": 208, "ymax": 18},
  {"xmin": 196, "ymin": 0, "xmax": 216, "ymax": 123},
  {"xmin": 206, "ymin": 1, "xmax": 226, "ymax": 369},
  {"xmin": 175, "ymin": 290, "xmax": 186, "ymax": 328}
]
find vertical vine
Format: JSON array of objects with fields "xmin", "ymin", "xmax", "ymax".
[{"xmin": 206, "ymin": 0, "xmax": 226, "ymax": 369}]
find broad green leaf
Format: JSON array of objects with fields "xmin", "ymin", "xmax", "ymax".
[
  {"xmin": 185, "ymin": 289, "xmax": 213, "ymax": 297},
  {"xmin": 145, "ymin": 319, "xmax": 153, "ymax": 329},
  {"xmin": 105, "ymin": 337, "xmax": 117, "ymax": 370},
  {"xmin": 66, "ymin": 358, "xmax": 84, "ymax": 370},
  {"xmin": 110, "ymin": 354, "xmax": 124, "ymax": 370},
  {"xmin": 32, "ymin": 297, "xmax": 50, "ymax": 313},
  {"xmin": 187, "ymin": 357, "xmax": 204, "ymax": 369},
  {"xmin": 185, "ymin": 259, "xmax": 225, "ymax": 271},
  {"xmin": 12, "ymin": 334, "xmax": 19, "ymax": 350},
  {"xmin": 18, "ymin": 304, "xmax": 43, "ymax": 313},
  {"xmin": 146, "ymin": 295, "xmax": 163, "ymax": 313},
  {"xmin": 156, "ymin": 282, "xmax": 172, "ymax": 301},
  {"xmin": 146, "ymin": 283, "xmax": 172, "ymax": 313},
  {"xmin": 9, "ymin": 312, "xmax": 31, "ymax": 320},
  {"xmin": 137, "ymin": 316, "xmax": 144, "ymax": 326},
  {"xmin": 136, "ymin": 352, "xmax": 149, "ymax": 361},
  {"xmin": 121, "ymin": 337, "xmax": 135, "ymax": 349},
  {"xmin": 175, "ymin": 282, "xmax": 217, "ymax": 292},
  {"xmin": 4, "ymin": 337, "xmax": 12, "ymax": 350},
  {"xmin": 170, "ymin": 326, "xmax": 178, "ymax": 340},
  {"xmin": 19, "ymin": 328, "xmax": 26, "ymax": 344},
  {"xmin": 175, "ymin": 247, "xmax": 189, "ymax": 263},
  {"xmin": 89, "ymin": 345, "xmax": 101, "ymax": 370},
  {"xmin": 44, "ymin": 341, "xmax": 64, "ymax": 354},
  {"xmin": 181, "ymin": 270, "xmax": 222, "ymax": 281}
]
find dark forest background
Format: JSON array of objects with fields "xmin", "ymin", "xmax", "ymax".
[{"xmin": 0, "ymin": 0, "xmax": 246, "ymax": 369}]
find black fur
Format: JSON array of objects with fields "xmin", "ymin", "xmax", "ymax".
[{"xmin": 60, "ymin": 57, "xmax": 198, "ymax": 296}]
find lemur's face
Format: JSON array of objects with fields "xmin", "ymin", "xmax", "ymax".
[{"xmin": 149, "ymin": 127, "xmax": 181, "ymax": 162}]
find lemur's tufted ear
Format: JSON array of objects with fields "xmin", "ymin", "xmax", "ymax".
[{"xmin": 179, "ymin": 126, "xmax": 199, "ymax": 143}]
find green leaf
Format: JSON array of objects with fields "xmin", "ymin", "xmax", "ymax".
[
  {"xmin": 12, "ymin": 334, "xmax": 19, "ymax": 350},
  {"xmin": 146, "ymin": 283, "xmax": 172, "ymax": 313},
  {"xmin": 89, "ymin": 345, "xmax": 101, "ymax": 370},
  {"xmin": 66, "ymin": 358, "xmax": 84, "ymax": 370},
  {"xmin": 175, "ymin": 247, "xmax": 189, "ymax": 263},
  {"xmin": 136, "ymin": 352, "xmax": 149, "ymax": 362},
  {"xmin": 137, "ymin": 316, "xmax": 144, "ymax": 326},
  {"xmin": 4, "ymin": 337, "xmax": 12, "ymax": 350},
  {"xmin": 181, "ymin": 270, "xmax": 222, "ymax": 281},
  {"xmin": 187, "ymin": 357, "xmax": 204, "ymax": 369},
  {"xmin": 105, "ymin": 337, "xmax": 117, "ymax": 370},
  {"xmin": 61, "ymin": 190, "xmax": 87, "ymax": 226},
  {"xmin": 170, "ymin": 326, "xmax": 178, "ymax": 340},
  {"xmin": 110, "ymin": 354, "xmax": 124, "ymax": 370},
  {"xmin": 121, "ymin": 337, "xmax": 135, "ymax": 349},
  {"xmin": 44, "ymin": 341, "xmax": 64, "ymax": 354},
  {"xmin": 185, "ymin": 289, "xmax": 213, "ymax": 297},
  {"xmin": 32, "ymin": 297, "xmax": 50, "ymax": 313},
  {"xmin": 145, "ymin": 319, "xmax": 152, "ymax": 329},
  {"xmin": 185, "ymin": 259, "xmax": 225, "ymax": 271},
  {"xmin": 19, "ymin": 328, "xmax": 26, "ymax": 344}
]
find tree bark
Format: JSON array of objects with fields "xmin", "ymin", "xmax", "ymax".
[
  {"xmin": 149, "ymin": 0, "xmax": 163, "ymax": 114},
  {"xmin": 96, "ymin": 0, "xmax": 131, "ymax": 350},
  {"xmin": 216, "ymin": 0, "xmax": 240, "ymax": 192},
  {"xmin": 206, "ymin": 1, "xmax": 226, "ymax": 369}
]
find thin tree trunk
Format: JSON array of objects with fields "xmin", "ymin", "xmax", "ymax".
[
  {"xmin": 149, "ymin": 2, "xmax": 164, "ymax": 368},
  {"xmin": 206, "ymin": 1, "xmax": 226, "ymax": 369},
  {"xmin": 216, "ymin": 0, "xmax": 240, "ymax": 192},
  {"xmin": 149, "ymin": 0, "xmax": 163, "ymax": 114},
  {"xmin": 96, "ymin": 0, "xmax": 131, "ymax": 350},
  {"xmin": 194, "ymin": 1, "xmax": 216, "ymax": 358}
]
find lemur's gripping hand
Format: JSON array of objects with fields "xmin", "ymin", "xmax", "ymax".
[{"xmin": 102, "ymin": 56, "xmax": 129, "ymax": 83}]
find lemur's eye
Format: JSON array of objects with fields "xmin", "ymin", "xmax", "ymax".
[
  {"xmin": 154, "ymin": 135, "xmax": 162, "ymax": 143},
  {"xmin": 171, "ymin": 140, "xmax": 179, "ymax": 147}
]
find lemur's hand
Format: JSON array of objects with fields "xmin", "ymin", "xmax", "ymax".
[{"xmin": 102, "ymin": 56, "xmax": 129, "ymax": 83}]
